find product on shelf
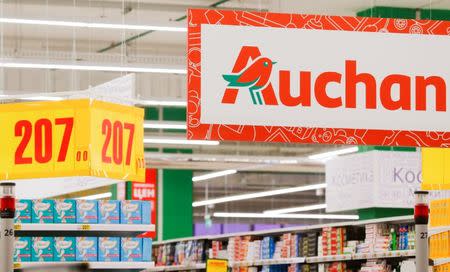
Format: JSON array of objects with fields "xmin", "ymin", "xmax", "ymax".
[
  {"xmin": 360, "ymin": 259, "xmax": 390, "ymax": 272},
  {"xmin": 318, "ymin": 262, "xmax": 346, "ymax": 272},
  {"xmin": 121, "ymin": 200, "xmax": 152, "ymax": 224},
  {"xmin": 15, "ymin": 199, "xmax": 32, "ymax": 223},
  {"xmin": 76, "ymin": 200, "xmax": 99, "ymax": 224},
  {"xmin": 155, "ymin": 240, "xmax": 205, "ymax": 266},
  {"xmin": 121, "ymin": 237, "xmax": 143, "ymax": 261},
  {"xmin": 99, "ymin": 200, "xmax": 121, "ymax": 224},
  {"xmin": 14, "ymin": 237, "xmax": 32, "ymax": 262},
  {"xmin": 99, "ymin": 237, "xmax": 121, "ymax": 262},
  {"xmin": 76, "ymin": 237, "xmax": 98, "ymax": 261},
  {"xmin": 321, "ymin": 227, "xmax": 346, "ymax": 256},
  {"xmin": 55, "ymin": 199, "xmax": 77, "ymax": 224},
  {"xmin": 32, "ymin": 237, "xmax": 54, "ymax": 262},
  {"xmin": 54, "ymin": 237, "xmax": 76, "ymax": 262},
  {"xmin": 430, "ymin": 198, "xmax": 450, "ymax": 227},
  {"xmin": 32, "ymin": 199, "xmax": 55, "ymax": 223},
  {"xmin": 430, "ymin": 230, "xmax": 450, "ymax": 259}
]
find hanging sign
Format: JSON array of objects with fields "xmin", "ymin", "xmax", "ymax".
[
  {"xmin": 187, "ymin": 9, "xmax": 450, "ymax": 147},
  {"xmin": 0, "ymin": 99, "xmax": 145, "ymax": 182}
]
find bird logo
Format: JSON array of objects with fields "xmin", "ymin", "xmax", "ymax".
[{"xmin": 222, "ymin": 57, "xmax": 277, "ymax": 105}]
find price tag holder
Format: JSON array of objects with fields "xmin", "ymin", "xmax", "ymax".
[{"xmin": 0, "ymin": 99, "xmax": 145, "ymax": 182}]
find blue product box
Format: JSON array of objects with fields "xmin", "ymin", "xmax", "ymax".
[
  {"xmin": 99, "ymin": 237, "xmax": 121, "ymax": 262},
  {"xmin": 76, "ymin": 200, "xmax": 98, "ymax": 224},
  {"xmin": 32, "ymin": 199, "xmax": 55, "ymax": 223},
  {"xmin": 99, "ymin": 200, "xmax": 120, "ymax": 224},
  {"xmin": 121, "ymin": 237, "xmax": 142, "ymax": 262},
  {"xmin": 120, "ymin": 201, "xmax": 142, "ymax": 224},
  {"xmin": 32, "ymin": 237, "xmax": 54, "ymax": 262},
  {"xmin": 76, "ymin": 237, "xmax": 98, "ymax": 261},
  {"xmin": 141, "ymin": 201, "xmax": 151, "ymax": 225},
  {"xmin": 14, "ymin": 237, "xmax": 31, "ymax": 262},
  {"xmin": 54, "ymin": 237, "xmax": 76, "ymax": 262},
  {"xmin": 15, "ymin": 199, "xmax": 32, "ymax": 223},
  {"xmin": 142, "ymin": 238, "xmax": 152, "ymax": 262},
  {"xmin": 55, "ymin": 199, "xmax": 76, "ymax": 224}
]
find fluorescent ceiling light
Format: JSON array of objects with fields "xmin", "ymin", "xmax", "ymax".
[
  {"xmin": 18, "ymin": 96, "xmax": 63, "ymax": 101},
  {"xmin": 192, "ymin": 183, "xmax": 326, "ymax": 207},
  {"xmin": 138, "ymin": 100, "xmax": 187, "ymax": 107},
  {"xmin": 0, "ymin": 18, "xmax": 187, "ymax": 32},
  {"xmin": 144, "ymin": 121, "xmax": 186, "ymax": 130},
  {"xmin": 77, "ymin": 192, "xmax": 112, "ymax": 200},
  {"xmin": 192, "ymin": 169, "xmax": 237, "ymax": 182},
  {"xmin": 308, "ymin": 147, "xmax": 359, "ymax": 161},
  {"xmin": 144, "ymin": 138, "xmax": 219, "ymax": 146},
  {"xmin": 264, "ymin": 203, "xmax": 327, "ymax": 214},
  {"xmin": 213, "ymin": 212, "xmax": 359, "ymax": 220},
  {"xmin": 0, "ymin": 62, "xmax": 186, "ymax": 74}
]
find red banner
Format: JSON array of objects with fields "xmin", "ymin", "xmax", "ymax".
[{"xmin": 132, "ymin": 168, "xmax": 157, "ymax": 238}]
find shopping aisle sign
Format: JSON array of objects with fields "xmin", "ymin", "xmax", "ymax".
[
  {"xmin": 0, "ymin": 99, "xmax": 145, "ymax": 181},
  {"xmin": 187, "ymin": 9, "xmax": 450, "ymax": 147}
]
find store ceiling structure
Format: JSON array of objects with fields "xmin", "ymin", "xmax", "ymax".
[{"xmin": 1, "ymin": 0, "xmax": 447, "ymax": 223}]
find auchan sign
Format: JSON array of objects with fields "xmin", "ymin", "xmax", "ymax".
[{"xmin": 188, "ymin": 9, "xmax": 450, "ymax": 147}]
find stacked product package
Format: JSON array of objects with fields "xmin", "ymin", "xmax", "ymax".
[
  {"xmin": 14, "ymin": 236, "xmax": 152, "ymax": 262},
  {"xmin": 356, "ymin": 224, "xmax": 414, "ymax": 254},
  {"xmin": 155, "ymin": 240, "xmax": 205, "ymax": 266},
  {"xmin": 300, "ymin": 233, "xmax": 318, "ymax": 272},
  {"xmin": 321, "ymin": 227, "xmax": 346, "ymax": 256},
  {"xmin": 430, "ymin": 198, "xmax": 450, "ymax": 263},
  {"xmin": 359, "ymin": 260, "xmax": 391, "ymax": 272}
]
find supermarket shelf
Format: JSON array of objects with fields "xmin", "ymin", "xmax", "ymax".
[
  {"xmin": 229, "ymin": 257, "xmax": 306, "ymax": 267},
  {"xmin": 15, "ymin": 223, "xmax": 155, "ymax": 232},
  {"xmin": 306, "ymin": 254, "xmax": 352, "ymax": 263},
  {"xmin": 144, "ymin": 263, "xmax": 206, "ymax": 271},
  {"xmin": 432, "ymin": 258, "xmax": 450, "ymax": 266},
  {"xmin": 352, "ymin": 250, "xmax": 415, "ymax": 260},
  {"xmin": 429, "ymin": 226, "xmax": 450, "ymax": 236},
  {"xmin": 15, "ymin": 261, "xmax": 155, "ymax": 270}
]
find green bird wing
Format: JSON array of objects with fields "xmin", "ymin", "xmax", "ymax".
[{"xmin": 223, "ymin": 74, "xmax": 258, "ymax": 88}]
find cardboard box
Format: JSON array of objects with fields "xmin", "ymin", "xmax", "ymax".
[
  {"xmin": 32, "ymin": 237, "xmax": 54, "ymax": 262},
  {"xmin": 55, "ymin": 199, "xmax": 77, "ymax": 224},
  {"xmin": 54, "ymin": 237, "xmax": 76, "ymax": 262},
  {"xmin": 121, "ymin": 237, "xmax": 142, "ymax": 261},
  {"xmin": 141, "ymin": 201, "xmax": 152, "ymax": 225},
  {"xmin": 121, "ymin": 201, "xmax": 142, "ymax": 224},
  {"xmin": 76, "ymin": 200, "xmax": 98, "ymax": 224},
  {"xmin": 14, "ymin": 237, "xmax": 31, "ymax": 262},
  {"xmin": 99, "ymin": 237, "xmax": 121, "ymax": 262},
  {"xmin": 142, "ymin": 238, "xmax": 152, "ymax": 262},
  {"xmin": 76, "ymin": 237, "xmax": 98, "ymax": 261},
  {"xmin": 15, "ymin": 199, "xmax": 32, "ymax": 223},
  {"xmin": 32, "ymin": 199, "xmax": 55, "ymax": 223},
  {"xmin": 99, "ymin": 200, "xmax": 120, "ymax": 224}
]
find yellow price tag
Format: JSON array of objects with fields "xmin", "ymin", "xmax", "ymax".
[
  {"xmin": 207, "ymin": 259, "xmax": 228, "ymax": 272},
  {"xmin": 81, "ymin": 224, "xmax": 91, "ymax": 230},
  {"xmin": 14, "ymin": 263, "xmax": 21, "ymax": 269},
  {"xmin": 0, "ymin": 99, "xmax": 145, "ymax": 182},
  {"xmin": 14, "ymin": 224, "xmax": 22, "ymax": 231}
]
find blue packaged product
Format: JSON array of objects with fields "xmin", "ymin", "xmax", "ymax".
[
  {"xmin": 54, "ymin": 237, "xmax": 76, "ymax": 262},
  {"xmin": 15, "ymin": 199, "xmax": 32, "ymax": 223},
  {"xmin": 32, "ymin": 199, "xmax": 55, "ymax": 223},
  {"xmin": 142, "ymin": 238, "xmax": 152, "ymax": 262},
  {"xmin": 141, "ymin": 201, "xmax": 151, "ymax": 225},
  {"xmin": 14, "ymin": 237, "xmax": 31, "ymax": 262},
  {"xmin": 121, "ymin": 237, "xmax": 142, "ymax": 262},
  {"xmin": 76, "ymin": 237, "xmax": 98, "ymax": 261},
  {"xmin": 32, "ymin": 237, "xmax": 54, "ymax": 262},
  {"xmin": 76, "ymin": 200, "xmax": 98, "ymax": 224},
  {"xmin": 55, "ymin": 199, "xmax": 77, "ymax": 224},
  {"xmin": 120, "ymin": 201, "xmax": 142, "ymax": 224},
  {"xmin": 99, "ymin": 200, "xmax": 120, "ymax": 224},
  {"xmin": 99, "ymin": 237, "xmax": 121, "ymax": 262}
]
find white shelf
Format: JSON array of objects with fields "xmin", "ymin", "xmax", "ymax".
[
  {"xmin": 15, "ymin": 261, "xmax": 155, "ymax": 270},
  {"xmin": 229, "ymin": 257, "xmax": 306, "ymax": 267},
  {"xmin": 352, "ymin": 250, "xmax": 415, "ymax": 260},
  {"xmin": 433, "ymin": 258, "xmax": 450, "ymax": 266},
  {"xmin": 306, "ymin": 254, "xmax": 352, "ymax": 263},
  {"xmin": 145, "ymin": 263, "xmax": 206, "ymax": 271},
  {"xmin": 15, "ymin": 223, "xmax": 155, "ymax": 232},
  {"xmin": 429, "ymin": 226, "xmax": 450, "ymax": 236}
]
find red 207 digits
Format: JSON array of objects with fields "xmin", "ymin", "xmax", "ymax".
[
  {"xmin": 15, "ymin": 118, "xmax": 74, "ymax": 164},
  {"xmin": 101, "ymin": 119, "xmax": 135, "ymax": 166}
]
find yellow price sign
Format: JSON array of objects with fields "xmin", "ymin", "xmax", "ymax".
[
  {"xmin": 14, "ymin": 263, "xmax": 21, "ymax": 269},
  {"xmin": 81, "ymin": 224, "xmax": 91, "ymax": 230},
  {"xmin": 206, "ymin": 259, "xmax": 228, "ymax": 272},
  {"xmin": 14, "ymin": 224, "xmax": 22, "ymax": 231},
  {"xmin": 0, "ymin": 99, "xmax": 145, "ymax": 182}
]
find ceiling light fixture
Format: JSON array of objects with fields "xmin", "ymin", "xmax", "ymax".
[
  {"xmin": 77, "ymin": 192, "xmax": 112, "ymax": 200},
  {"xmin": 0, "ymin": 62, "xmax": 187, "ymax": 74},
  {"xmin": 144, "ymin": 121, "xmax": 187, "ymax": 130},
  {"xmin": 0, "ymin": 18, "xmax": 187, "ymax": 32},
  {"xmin": 308, "ymin": 147, "xmax": 359, "ymax": 161},
  {"xmin": 144, "ymin": 138, "xmax": 219, "ymax": 146},
  {"xmin": 192, "ymin": 183, "xmax": 326, "ymax": 207},
  {"xmin": 138, "ymin": 99, "xmax": 187, "ymax": 107},
  {"xmin": 192, "ymin": 169, "xmax": 237, "ymax": 183},
  {"xmin": 213, "ymin": 212, "xmax": 359, "ymax": 220},
  {"xmin": 264, "ymin": 203, "xmax": 327, "ymax": 214}
]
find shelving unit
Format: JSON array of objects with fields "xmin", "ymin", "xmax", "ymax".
[
  {"xmin": 229, "ymin": 257, "xmax": 306, "ymax": 267},
  {"xmin": 432, "ymin": 258, "xmax": 450, "ymax": 267},
  {"xmin": 428, "ymin": 226, "xmax": 450, "ymax": 236},
  {"xmin": 14, "ymin": 262, "xmax": 155, "ymax": 270},
  {"xmin": 15, "ymin": 223, "xmax": 155, "ymax": 232}
]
